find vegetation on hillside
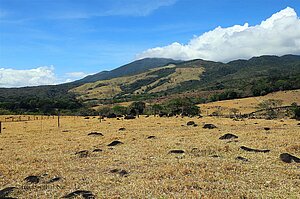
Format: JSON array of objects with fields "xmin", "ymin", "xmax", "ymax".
[
  {"xmin": 97, "ymin": 98, "xmax": 200, "ymax": 117},
  {"xmin": 1, "ymin": 55, "xmax": 300, "ymax": 115}
]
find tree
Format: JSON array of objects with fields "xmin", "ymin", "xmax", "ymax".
[
  {"xmin": 98, "ymin": 106, "xmax": 112, "ymax": 116},
  {"xmin": 164, "ymin": 98, "xmax": 200, "ymax": 116},
  {"xmin": 257, "ymin": 99, "xmax": 283, "ymax": 119},
  {"xmin": 291, "ymin": 102, "xmax": 300, "ymax": 120},
  {"xmin": 129, "ymin": 101, "xmax": 146, "ymax": 115},
  {"xmin": 112, "ymin": 105, "xmax": 128, "ymax": 115},
  {"xmin": 151, "ymin": 104, "xmax": 163, "ymax": 116}
]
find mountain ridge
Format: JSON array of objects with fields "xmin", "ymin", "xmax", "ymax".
[
  {"xmin": 0, "ymin": 55, "xmax": 300, "ymax": 114},
  {"xmin": 70, "ymin": 55, "xmax": 300, "ymax": 105}
]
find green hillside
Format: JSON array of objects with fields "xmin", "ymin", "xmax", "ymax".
[
  {"xmin": 0, "ymin": 55, "xmax": 300, "ymax": 114},
  {"xmin": 70, "ymin": 55, "xmax": 300, "ymax": 105}
]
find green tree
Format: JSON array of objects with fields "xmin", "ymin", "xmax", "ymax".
[
  {"xmin": 112, "ymin": 105, "xmax": 128, "ymax": 115},
  {"xmin": 151, "ymin": 104, "xmax": 163, "ymax": 116},
  {"xmin": 291, "ymin": 102, "xmax": 300, "ymax": 120},
  {"xmin": 164, "ymin": 98, "xmax": 200, "ymax": 116},
  {"xmin": 129, "ymin": 101, "xmax": 146, "ymax": 115},
  {"xmin": 98, "ymin": 106, "xmax": 112, "ymax": 116}
]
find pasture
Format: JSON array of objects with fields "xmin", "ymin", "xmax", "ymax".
[{"xmin": 0, "ymin": 115, "xmax": 299, "ymax": 198}]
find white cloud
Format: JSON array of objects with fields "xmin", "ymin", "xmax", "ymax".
[
  {"xmin": 0, "ymin": 66, "xmax": 57, "ymax": 88},
  {"xmin": 137, "ymin": 7, "xmax": 300, "ymax": 62},
  {"xmin": 0, "ymin": 66, "xmax": 94, "ymax": 88}
]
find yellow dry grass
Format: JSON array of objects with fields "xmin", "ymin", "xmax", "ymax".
[
  {"xmin": 201, "ymin": 89, "xmax": 300, "ymax": 115},
  {"xmin": 71, "ymin": 65, "xmax": 204, "ymax": 101},
  {"xmin": 146, "ymin": 67, "xmax": 204, "ymax": 93},
  {"xmin": 0, "ymin": 115, "xmax": 299, "ymax": 198}
]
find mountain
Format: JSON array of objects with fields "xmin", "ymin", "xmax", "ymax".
[
  {"xmin": 74, "ymin": 58, "xmax": 182, "ymax": 84},
  {"xmin": 70, "ymin": 55, "xmax": 300, "ymax": 104},
  {"xmin": 0, "ymin": 55, "xmax": 300, "ymax": 114},
  {"xmin": 0, "ymin": 58, "xmax": 181, "ymax": 100}
]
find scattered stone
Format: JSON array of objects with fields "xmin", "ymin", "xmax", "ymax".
[
  {"xmin": 219, "ymin": 133, "xmax": 238, "ymax": 140},
  {"xmin": 107, "ymin": 113, "xmax": 117, "ymax": 118},
  {"xmin": 279, "ymin": 153, "xmax": 300, "ymax": 163},
  {"xmin": 0, "ymin": 187, "xmax": 16, "ymax": 198},
  {"xmin": 147, "ymin": 136, "xmax": 156, "ymax": 139},
  {"xmin": 84, "ymin": 117, "xmax": 90, "ymax": 119},
  {"xmin": 62, "ymin": 190, "xmax": 95, "ymax": 199},
  {"xmin": 203, "ymin": 124, "xmax": 217, "ymax": 129},
  {"xmin": 187, "ymin": 121, "xmax": 195, "ymax": 126},
  {"xmin": 75, "ymin": 150, "xmax": 89, "ymax": 158},
  {"xmin": 210, "ymin": 155, "xmax": 221, "ymax": 158},
  {"xmin": 193, "ymin": 124, "xmax": 198, "ymax": 127},
  {"xmin": 62, "ymin": 130, "xmax": 70, "ymax": 132},
  {"xmin": 236, "ymin": 156, "xmax": 249, "ymax": 162},
  {"xmin": 124, "ymin": 115, "xmax": 135, "ymax": 120},
  {"xmin": 169, "ymin": 150, "xmax": 185, "ymax": 154},
  {"xmin": 118, "ymin": 128, "xmax": 126, "ymax": 131},
  {"xmin": 48, "ymin": 177, "xmax": 61, "ymax": 183},
  {"xmin": 110, "ymin": 169, "xmax": 129, "ymax": 177},
  {"xmin": 92, "ymin": 149, "xmax": 103, "ymax": 152},
  {"xmin": 110, "ymin": 169, "xmax": 119, "ymax": 173},
  {"xmin": 119, "ymin": 170, "xmax": 129, "ymax": 176},
  {"xmin": 24, "ymin": 175, "xmax": 40, "ymax": 183},
  {"xmin": 107, "ymin": 141, "xmax": 123, "ymax": 146},
  {"xmin": 297, "ymin": 123, "xmax": 300, "ymax": 126},
  {"xmin": 87, "ymin": 132, "xmax": 103, "ymax": 136},
  {"xmin": 264, "ymin": 127, "xmax": 271, "ymax": 131},
  {"xmin": 240, "ymin": 146, "xmax": 270, "ymax": 153},
  {"xmin": 254, "ymin": 122, "xmax": 258, "ymax": 124}
]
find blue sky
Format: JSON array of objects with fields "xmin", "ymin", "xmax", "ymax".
[{"xmin": 0, "ymin": 0, "xmax": 300, "ymax": 87}]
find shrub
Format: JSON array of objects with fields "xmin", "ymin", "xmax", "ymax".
[
  {"xmin": 112, "ymin": 105, "xmax": 128, "ymax": 115},
  {"xmin": 98, "ymin": 106, "xmax": 113, "ymax": 116},
  {"xmin": 291, "ymin": 103, "xmax": 300, "ymax": 120},
  {"xmin": 129, "ymin": 101, "xmax": 146, "ymax": 115},
  {"xmin": 164, "ymin": 98, "xmax": 200, "ymax": 116},
  {"xmin": 257, "ymin": 99, "xmax": 283, "ymax": 119}
]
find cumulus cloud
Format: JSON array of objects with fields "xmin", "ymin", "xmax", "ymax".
[
  {"xmin": 137, "ymin": 7, "xmax": 300, "ymax": 62},
  {"xmin": 0, "ymin": 66, "xmax": 57, "ymax": 88}
]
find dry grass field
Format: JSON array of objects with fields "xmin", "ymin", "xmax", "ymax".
[
  {"xmin": 201, "ymin": 89, "xmax": 300, "ymax": 115},
  {"xmin": 0, "ymin": 114, "xmax": 300, "ymax": 198}
]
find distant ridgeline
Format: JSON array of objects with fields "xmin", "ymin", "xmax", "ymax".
[{"xmin": 0, "ymin": 55, "xmax": 300, "ymax": 115}]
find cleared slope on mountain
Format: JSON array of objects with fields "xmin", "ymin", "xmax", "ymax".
[
  {"xmin": 71, "ymin": 64, "xmax": 205, "ymax": 101},
  {"xmin": 71, "ymin": 55, "xmax": 300, "ymax": 104},
  {"xmin": 75, "ymin": 58, "xmax": 182, "ymax": 84}
]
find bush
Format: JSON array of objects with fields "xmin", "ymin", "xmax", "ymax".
[
  {"xmin": 164, "ymin": 98, "xmax": 200, "ymax": 116},
  {"xmin": 112, "ymin": 105, "xmax": 128, "ymax": 115},
  {"xmin": 257, "ymin": 99, "xmax": 283, "ymax": 119},
  {"xmin": 291, "ymin": 103, "xmax": 300, "ymax": 120},
  {"xmin": 150, "ymin": 104, "xmax": 163, "ymax": 116},
  {"xmin": 98, "ymin": 106, "xmax": 113, "ymax": 116},
  {"xmin": 129, "ymin": 101, "xmax": 146, "ymax": 115}
]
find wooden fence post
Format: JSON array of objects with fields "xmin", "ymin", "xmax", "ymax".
[
  {"xmin": 0, "ymin": 122, "xmax": 2, "ymax": 133},
  {"xmin": 58, "ymin": 112, "xmax": 60, "ymax": 128}
]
